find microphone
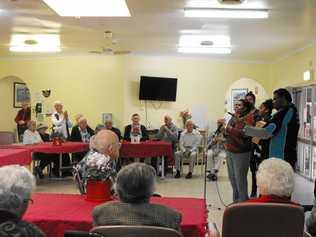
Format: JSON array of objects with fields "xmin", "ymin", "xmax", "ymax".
[{"xmin": 214, "ymin": 124, "xmax": 223, "ymax": 135}]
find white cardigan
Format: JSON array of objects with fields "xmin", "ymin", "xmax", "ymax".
[{"xmin": 23, "ymin": 130, "xmax": 43, "ymax": 144}]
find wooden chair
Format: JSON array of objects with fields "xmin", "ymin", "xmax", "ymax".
[
  {"xmin": 218, "ymin": 202, "xmax": 305, "ymax": 237},
  {"xmin": 91, "ymin": 225, "xmax": 183, "ymax": 237}
]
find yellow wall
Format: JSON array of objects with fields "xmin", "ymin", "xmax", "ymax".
[
  {"xmin": 123, "ymin": 55, "xmax": 270, "ymax": 129},
  {"xmin": 0, "ymin": 55, "xmax": 270, "ymax": 132},
  {"xmin": 225, "ymin": 78, "xmax": 269, "ymax": 113},
  {"xmin": 0, "ymin": 76, "xmax": 24, "ymax": 131},
  {"xmin": 270, "ymin": 44, "xmax": 316, "ymax": 90},
  {"xmin": 0, "ymin": 56, "xmax": 124, "ymax": 130}
]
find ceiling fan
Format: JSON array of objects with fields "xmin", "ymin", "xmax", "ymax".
[
  {"xmin": 89, "ymin": 30, "xmax": 131, "ymax": 55},
  {"xmin": 89, "ymin": 47, "xmax": 131, "ymax": 55}
]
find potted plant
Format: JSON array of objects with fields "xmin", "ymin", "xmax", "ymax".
[
  {"xmin": 75, "ymin": 151, "xmax": 116, "ymax": 202},
  {"xmin": 180, "ymin": 109, "xmax": 192, "ymax": 128},
  {"xmin": 51, "ymin": 131, "xmax": 65, "ymax": 146}
]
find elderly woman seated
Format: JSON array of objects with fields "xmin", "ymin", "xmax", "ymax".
[
  {"xmin": 246, "ymin": 158, "xmax": 298, "ymax": 205},
  {"xmin": 92, "ymin": 163, "xmax": 182, "ymax": 230},
  {"xmin": 0, "ymin": 165, "xmax": 45, "ymax": 237}
]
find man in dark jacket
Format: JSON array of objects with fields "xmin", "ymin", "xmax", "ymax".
[
  {"xmin": 123, "ymin": 114, "xmax": 148, "ymax": 141},
  {"xmin": 105, "ymin": 119, "xmax": 122, "ymax": 140},
  {"xmin": 70, "ymin": 117, "xmax": 94, "ymax": 162}
]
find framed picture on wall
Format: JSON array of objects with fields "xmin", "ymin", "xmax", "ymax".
[
  {"xmin": 102, "ymin": 113, "xmax": 113, "ymax": 124},
  {"xmin": 231, "ymin": 88, "xmax": 248, "ymax": 112},
  {"xmin": 13, "ymin": 82, "xmax": 30, "ymax": 108}
]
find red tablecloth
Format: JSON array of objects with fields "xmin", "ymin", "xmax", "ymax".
[
  {"xmin": 24, "ymin": 193, "xmax": 207, "ymax": 237},
  {"xmin": 0, "ymin": 142, "xmax": 89, "ymax": 154},
  {"xmin": 120, "ymin": 141, "xmax": 174, "ymax": 162},
  {"xmin": 0, "ymin": 148, "xmax": 32, "ymax": 166}
]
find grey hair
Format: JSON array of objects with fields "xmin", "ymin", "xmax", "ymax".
[
  {"xmin": 78, "ymin": 117, "xmax": 87, "ymax": 123},
  {"xmin": 95, "ymin": 124, "xmax": 106, "ymax": 134},
  {"xmin": 27, "ymin": 120, "xmax": 36, "ymax": 129},
  {"xmin": 0, "ymin": 165, "xmax": 35, "ymax": 213},
  {"xmin": 257, "ymin": 158, "xmax": 294, "ymax": 197},
  {"xmin": 115, "ymin": 163, "xmax": 156, "ymax": 203},
  {"xmin": 185, "ymin": 119, "xmax": 194, "ymax": 126},
  {"xmin": 53, "ymin": 101, "xmax": 63, "ymax": 107}
]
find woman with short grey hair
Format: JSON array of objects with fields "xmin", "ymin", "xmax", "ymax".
[
  {"xmin": 115, "ymin": 162, "xmax": 156, "ymax": 203},
  {"xmin": 246, "ymin": 158, "xmax": 298, "ymax": 205},
  {"xmin": 23, "ymin": 120, "xmax": 43, "ymax": 145},
  {"xmin": 0, "ymin": 165, "xmax": 45, "ymax": 236},
  {"xmin": 93, "ymin": 163, "xmax": 182, "ymax": 230}
]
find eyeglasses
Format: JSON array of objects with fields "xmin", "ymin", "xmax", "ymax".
[
  {"xmin": 24, "ymin": 198, "xmax": 34, "ymax": 204},
  {"xmin": 111, "ymin": 142, "xmax": 121, "ymax": 149}
]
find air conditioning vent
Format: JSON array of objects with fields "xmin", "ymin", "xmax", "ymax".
[{"xmin": 218, "ymin": 0, "xmax": 245, "ymax": 4}]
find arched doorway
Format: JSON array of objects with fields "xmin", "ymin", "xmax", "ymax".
[
  {"xmin": 225, "ymin": 78, "xmax": 269, "ymax": 113},
  {"xmin": 0, "ymin": 76, "xmax": 31, "ymax": 132}
]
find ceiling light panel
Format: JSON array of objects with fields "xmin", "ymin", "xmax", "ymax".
[
  {"xmin": 178, "ymin": 47, "xmax": 231, "ymax": 54},
  {"xmin": 42, "ymin": 0, "xmax": 131, "ymax": 17},
  {"xmin": 184, "ymin": 8, "xmax": 269, "ymax": 19},
  {"xmin": 186, "ymin": 0, "xmax": 268, "ymax": 9},
  {"xmin": 10, "ymin": 34, "xmax": 61, "ymax": 52}
]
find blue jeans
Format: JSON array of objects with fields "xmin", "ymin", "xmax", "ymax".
[{"xmin": 226, "ymin": 151, "xmax": 251, "ymax": 203}]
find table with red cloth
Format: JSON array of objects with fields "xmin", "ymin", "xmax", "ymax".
[
  {"xmin": 1, "ymin": 142, "xmax": 89, "ymax": 176},
  {"xmin": 24, "ymin": 193, "xmax": 207, "ymax": 237},
  {"xmin": 0, "ymin": 148, "xmax": 31, "ymax": 166},
  {"xmin": 120, "ymin": 141, "xmax": 174, "ymax": 178},
  {"xmin": 28, "ymin": 142, "xmax": 90, "ymax": 177}
]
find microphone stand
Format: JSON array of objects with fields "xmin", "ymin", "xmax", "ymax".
[{"xmin": 203, "ymin": 127, "xmax": 222, "ymax": 210}]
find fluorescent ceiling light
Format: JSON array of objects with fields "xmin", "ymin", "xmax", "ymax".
[
  {"xmin": 178, "ymin": 47, "xmax": 231, "ymax": 54},
  {"xmin": 10, "ymin": 34, "xmax": 61, "ymax": 52},
  {"xmin": 42, "ymin": 0, "xmax": 131, "ymax": 17},
  {"xmin": 179, "ymin": 35, "xmax": 231, "ymax": 48},
  {"xmin": 184, "ymin": 8, "xmax": 269, "ymax": 19}
]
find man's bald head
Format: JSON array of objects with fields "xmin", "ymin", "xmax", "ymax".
[{"xmin": 93, "ymin": 130, "xmax": 120, "ymax": 159}]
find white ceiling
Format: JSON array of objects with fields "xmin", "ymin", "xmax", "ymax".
[{"xmin": 0, "ymin": 0, "xmax": 315, "ymax": 62}]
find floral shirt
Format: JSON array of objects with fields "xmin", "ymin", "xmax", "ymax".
[{"xmin": 76, "ymin": 151, "xmax": 116, "ymax": 183}]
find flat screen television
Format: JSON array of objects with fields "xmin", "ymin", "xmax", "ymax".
[{"xmin": 139, "ymin": 76, "xmax": 177, "ymax": 101}]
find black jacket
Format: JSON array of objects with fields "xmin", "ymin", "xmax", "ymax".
[
  {"xmin": 109, "ymin": 127, "xmax": 122, "ymax": 140},
  {"xmin": 70, "ymin": 125, "xmax": 94, "ymax": 142},
  {"xmin": 0, "ymin": 209, "xmax": 45, "ymax": 237},
  {"xmin": 123, "ymin": 125, "xmax": 148, "ymax": 141}
]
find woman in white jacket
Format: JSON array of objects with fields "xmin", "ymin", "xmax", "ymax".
[{"xmin": 51, "ymin": 101, "xmax": 72, "ymax": 139}]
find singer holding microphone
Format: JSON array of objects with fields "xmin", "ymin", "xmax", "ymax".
[{"xmin": 218, "ymin": 99, "xmax": 255, "ymax": 203}]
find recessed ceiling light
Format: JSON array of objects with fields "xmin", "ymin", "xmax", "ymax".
[
  {"xmin": 184, "ymin": 8, "xmax": 269, "ymax": 19},
  {"xmin": 179, "ymin": 35, "xmax": 231, "ymax": 48},
  {"xmin": 178, "ymin": 47, "xmax": 231, "ymax": 54},
  {"xmin": 10, "ymin": 34, "xmax": 61, "ymax": 52},
  {"xmin": 42, "ymin": 0, "xmax": 131, "ymax": 17}
]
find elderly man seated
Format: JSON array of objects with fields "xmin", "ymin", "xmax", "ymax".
[
  {"xmin": 246, "ymin": 158, "xmax": 298, "ymax": 205},
  {"xmin": 105, "ymin": 119, "xmax": 122, "ymax": 141},
  {"xmin": 93, "ymin": 163, "xmax": 182, "ymax": 230},
  {"xmin": 70, "ymin": 117, "xmax": 95, "ymax": 162},
  {"xmin": 156, "ymin": 115, "xmax": 179, "ymax": 150},
  {"xmin": 174, "ymin": 120, "xmax": 201, "ymax": 179},
  {"xmin": 0, "ymin": 165, "xmax": 45, "ymax": 237}
]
